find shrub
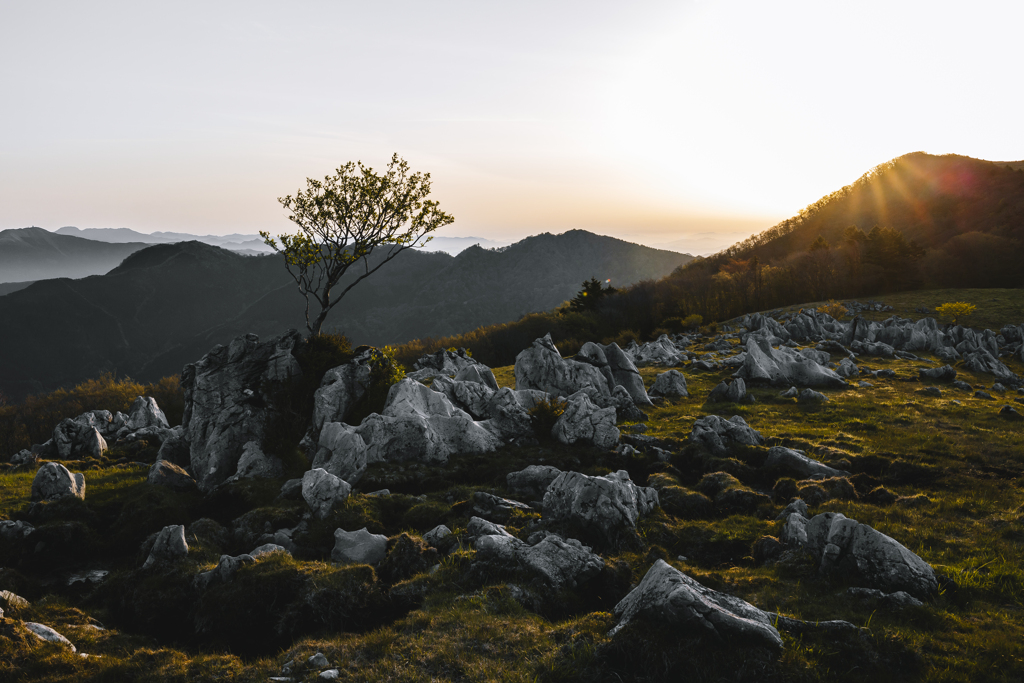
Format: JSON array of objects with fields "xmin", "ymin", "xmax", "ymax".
[
  {"xmin": 935, "ymin": 301, "xmax": 977, "ymax": 326},
  {"xmin": 528, "ymin": 398, "xmax": 566, "ymax": 438},
  {"xmin": 817, "ymin": 299, "xmax": 849, "ymax": 319}
]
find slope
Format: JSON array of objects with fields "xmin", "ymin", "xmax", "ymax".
[{"xmin": 0, "ymin": 227, "xmax": 151, "ymax": 283}]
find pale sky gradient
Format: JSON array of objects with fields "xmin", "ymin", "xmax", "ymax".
[{"xmin": 2, "ymin": 1, "xmax": 1022, "ymax": 254}]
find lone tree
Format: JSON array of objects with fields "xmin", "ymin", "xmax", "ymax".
[
  {"xmin": 935, "ymin": 301, "xmax": 977, "ymax": 326},
  {"xmin": 261, "ymin": 154, "xmax": 454, "ymax": 336}
]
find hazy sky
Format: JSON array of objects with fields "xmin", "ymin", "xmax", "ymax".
[{"xmin": 2, "ymin": 1, "xmax": 1022, "ymax": 253}]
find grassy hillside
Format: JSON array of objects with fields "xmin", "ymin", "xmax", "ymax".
[{"xmin": 2, "ymin": 290, "xmax": 1024, "ymax": 681}]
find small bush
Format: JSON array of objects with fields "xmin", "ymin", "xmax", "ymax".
[
  {"xmin": 817, "ymin": 299, "xmax": 849, "ymax": 319},
  {"xmin": 935, "ymin": 301, "xmax": 977, "ymax": 326},
  {"xmin": 528, "ymin": 398, "xmax": 566, "ymax": 438}
]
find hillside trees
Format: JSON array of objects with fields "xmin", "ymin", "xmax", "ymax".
[{"xmin": 262, "ymin": 154, "xmax": 454, "ymax": 337}]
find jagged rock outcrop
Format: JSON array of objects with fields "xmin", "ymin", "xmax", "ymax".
[
  {"xmin": 551, "ymin": 393, "xmax": 620, "ymax": 449},
  {"xmin": 181, "ymin": 330, "xmax": 303, "ymax": 491},
  {"xmin": 314, "ymin": 379, "xmax": 505, "ymax": 483},
  {"xmin": 407, "ymin": 347, "xmax": 479, "ymax": 382},
  {"xmin": 781, "ymin": 511, "xmax": 937, "ymax": 598},
  {"xmin": 310, "ymin": 351, "xmax": 372, "ymax": 436},
  {"xmin": 475, "ymin": 532, "xmax": 604, "ymax": 591},
  {"xmin": 689, "ymin": 415, "xmax": 764, "ymax": 454},
  {"xmin": 962, "ymin": 349, "xmax": 1017, "ymax": 382},
  {"xmin": 332, "ymin": 527, "xmax": 388, "ymax": 564},
  {"xmin": 649, "ymin": 369, "xmax": 688, "ymax": 398},
  {"xmin": 764, "ymin": 447, "xmax": 848, "ymax": 480},
  {"xmin": 454, "ymin": 363, "xmax": 499, "ymax": 390},
  {"xmin": 156, "ymin": 426, "xmax": 191, "ymax": 468},
  {"xmin": 31, "ymin": 462, "xmax": 86, "ymax": 502},
  {"xmin": 143, "ymin": 524, "xmax": 189, "ymax": 569},
  {"xmin": 228, "ymin": 441, "xmax": 284, "ymax": 482},
  {"xmin": 575, "ymin": 342, "xmax": 653, "ymax": 406},
  {"xmin": 735, "ymin": 337, "xmax": 847, "ymax": 389},
  {"xmin": 611, "ymin": 560, "xmax": 783, "ymax": 650},
  {"xmin": 543, "ymin": 470, "xmax": 658, "ymax": 547},
  {"xmin": 515, "ymin": 334, "xmax": 612, "ymax": 400},
  {"xmin": 629, "ymin": 335, "xmax": 687, "ymax": 366},
  {"xmin": 125, "ymin": 396, "xmax": 170, "ymax": 432}
]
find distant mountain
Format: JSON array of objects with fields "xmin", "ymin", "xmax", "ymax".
[
  {"xmin": 56, "ymin": 226, "xmax": 507, "ymax": 257},
  {"xmin": 55, "ymin": 226, "xmax": 276, "ymax": 255},
  {"xmin": 0, "ymin": 230, "xmax": 692, "ymax": 399},
  {"xmin": 0, "ymin": 227, "xmax": 151, "ymax": 283}
]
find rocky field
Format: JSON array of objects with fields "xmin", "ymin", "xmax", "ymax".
[{"xmin": 2, "ymin": 299, "xmax": 1024, "ymax": 682}]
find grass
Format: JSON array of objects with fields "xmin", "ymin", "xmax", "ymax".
[{"xmin": 3, "ymin": 288, "xmax": 1024, "ymax": 681}]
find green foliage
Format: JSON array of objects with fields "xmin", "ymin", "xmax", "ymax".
[
  {"xmin": 367, "ymin": 345, "xmax": 406, "ymax": 387},
  {"xmin": 528, "ymin": 398, "xmax": 566, "ymax": 438},
  {"xmin": 935, "ymin": 301, "xmax": 977, "ymax": 325},
  {"xmin": 0, "ymin": 373, "xmax": 183, "ymax": 456},
  {"xmin": 261, "ymin": 154, "xmax": 455, "ymax": 336},
  {"xmin": 567, "ymin": 277, "xmax": 616, "ymax": 313},
  {"xmin": 817, "ymin": 299, "xmax": 849, "ymax": 319}
]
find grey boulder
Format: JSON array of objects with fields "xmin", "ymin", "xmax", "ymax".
[
  {"xmin": 781, "ymin": 512, "xmax": 937, "ymax": 598},
  {"xmin": 506, "ymin": 465, "xmax": 563, "ymax": 500},
  {"xmin": 332, "ymin": 527, "xmax": 388, "ymax": 564},
  {"xmin": 143, "ymin": 524, "xmax": 189, "ymax": 569},
  {"xmin": 649, "ymin": 369, "xmax": 688, "ymax": 398},
  {"xmin": 735, "ymin": 337, "xmax": 847, "ymax": 389},
  {"xmin": 689, "ymin": 415, "xmax": 764, "ymax": 454},
  {"xmin": 228, "ymin": 441, "xmax": 284, "ymax": 481},
  {"xmin": 147, "ymin": 460, "xmax": 197, "ymax": 491},
  {"xmin": 543, "ymin": 470, "xmax": 658, "ymax": 547},
  {"xmin": 126, "ymin": 396, "xmax": 170, "ymax": 431},
  {"xmin": 311, "ymin": 353, "xmax": 372, "ymax": 436},
  {"xmin": 302, "ymin": 468, "xmax": 352, "ymax": 520},
  {"xmin": 551, "ymin": 393, "xmax": 619, "ymax": 449},
  {"xmin": 611, "ymin": 559, "xmax": 782, "ymax": 650},
  {"xmin": 514, "ymin": 334, "xmax": 611, "ymax": 401},
  {"xmin": 25, "ymin": 622, "xmax": 77, "ymax": 653},
  {"xmin": 194, "ymin": 553, "xmax": 255, "ymax": 590},
  {"xmin": 764, "ymin": 447, "xmax": 848, "ymax": 480},
  {"xmin": 31, "ymin": 462, "xmax": 86, "ymax": 502},
  {"xmin": 475, "ymin": 532, "xmax": 604, "ymax": 591},
  {"xmin": 707, "ymin": 378, "xmax": 748, "ymax": 404}
]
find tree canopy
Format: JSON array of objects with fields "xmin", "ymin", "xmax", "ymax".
[{"xmin": 262, "ymin": 154, "xmax": 454, "ymax": 336}]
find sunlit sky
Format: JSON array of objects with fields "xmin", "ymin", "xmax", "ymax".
[{"xmin": 2, "ymin": 1, "xmax": 1022, "ymax": 254}]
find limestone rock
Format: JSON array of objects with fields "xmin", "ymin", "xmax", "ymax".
[
  {"xmin": 919, "ymin": 365, "xmax": 957, "ymax": 382},
  {"xmin": 507, "ymin": 465, "xmax": 563, "ymax": 500},
  {"xmin": 423, "ymin": 524, "xmax": 453, "ymax": 549},
  {"xmin": 0, "ymin": 520, "xmax": 35, "ymax": 541},
  {"xmin": 543, "ymin": 470, "xmax": 658, "ymax": 548},
  {"xmin": 194, "ymin": 553, "xmax": 255, "ymax": 590},
  {"xmin": 302, "ymin": 468, "xmax": 352, "ymax": 520},
  {"xmin": 10, "ymin": 449, "xmax": 37, "ymax": 466},
  {"xmin": 846, "ymin": 586, "xmax": 923, "ymax": 609},
  {"xmin": 31, "ymin": 462, "xmax": 86, "ymax": 502},
  {"xmin": 52, "ymin": 419, "xmax": 107, "ymax": 460},
  {"xmin": 409, "ymin": 347, "xmax": 478, "ymax": 380},
  {"xmin": 156, "ymin": 425, "xmax": 191, "ymax": 469},
  {"xmin": 649, "ymin": 369, "xmax": 688, "ymax": 398},
  {"xmin": 181, "ymin": 330, "xmax": 302, "ymax": 491},
  {"xmin": 470, "ymin": 491, "xmax": 533, "ymax": 524},
  {"xmin": 798, "ymin": 388, "xmax": 828, "ymax": 403},
  {"xmin": 515, "ymin": 334, "xmax": 611, "ymax": 402},
  {"xmin": 126, "ymin": 396, "xmax": 170, "ymax": 431},
  {"xmin": 454, "ymin": 363, "xmax": 500, "ymax": 390},
  {"xmin": 229, "ymin": 441, "xmax": 284, "ymax": 481},
  {"xmin": 143, "ymin": 524, "xmax": 189, "ymax": 569},
  {"xmin": 147, "ymin": 460, "xmax": 197, "ymax": 492},
  {"xmin": 963, "ymin": 349, "xmax": 1018, "ymax": 382},
  {"xmin": 764, "ymin": 447, "xmax": 847, "ymax": 480},
  {"xmin": 781, "ymin": 512, "xmax": 937, "ymax": 598},
  {"xmin": 689, "ymin": 415, "xmax": 764, "ymax": 454},
  {"xmin": 835, "ymin": 358, "xmax": 859, "ymax": 378},
  {"xmin": 611, "ymin": 560, "xmax": 783, "ymax": 650},
  {"xmin": 25, "ymin": 622, "xmax": 76, "ymax": 653},
  {"xmin": 466, "ymin": 516, "xmax": 513, "ymax": 542},
  {"xmin": 735, "ymin": 337, "xmax": 847, "ymax": 389},
  {"xmin": 631, "ymin": 335, "xmax": 687, "ymax": 366},
  {"xmin": 551, "ymin": 393, "xmax": 619, "ymax": 449},
  {"xmin": 250, "ymin": 543, "xmax": 289, "ymax": 558},
  {"xmin": 331, "ymin": 527, "xmax": 388, "ymax": 564},
  {"xmin": 475, "ymin": 532, "xmax": 604, "ymax": 591},
  {"xmin": 312, "ymin": 422, "xmax": 370, "ymax": 483},
  {"xmin": 311, "ymin": 353, "xmax": 372, "ymax": 435},
  {"xmin": 707, "ymin": 378, "xmax": 748, "ymax": 403}
]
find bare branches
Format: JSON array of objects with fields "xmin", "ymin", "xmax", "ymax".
[{"xmin": 260, "ymin": 154, "xmax": 454, "ymax": 336}]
